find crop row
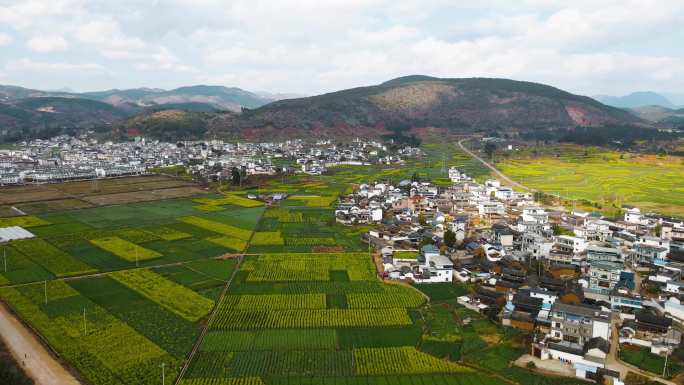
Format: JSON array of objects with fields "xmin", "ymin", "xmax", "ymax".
[
  {"xmin": 265, "ymin": 374, "xmax": 506, "ymax": 385},
  {"xmin": 250, "ymin": 232, "xmax": 285, "ymax": 246},
  {"xmin": 207, "ymin": 236, "xmax": 247, "ymax": 252},
  {"xmin": 142, "ymin": 226, "xmax": 191, "ymax": 241},
  {"xmin": 0, "ymin": 282, "xmax": 179, "ymax": 385},
  {"xmin": 263, "ymin": 208, "xmax": 304, "ymax": 223},
  {"xmin": 353, "ymin": 347, "xmax": 469, "ymax": 375},
  {"xmin": 185, "ymin": 351, "xmax": 234, "ymax": 378},
  {"xmin": 287, "ymin": 195, "xmax": 338, "ymax": 207},
  {"xmin": 241, "ymin": 254, "xmax": 375, "ymax": 282},
  {"xmin": 229, "ymin": 280, "xmax": 389, "ymax": 296},
  {"xmin": 211, "ymin": 308, "xmax": 412, "ymax": 329},
  {"xmin": 11, "ymin": 238, "xmax": 96, "ymax": 277},
  {"xmin": 194, "ymin": 204, "xmax": 226, "ymax": 212},
  {"xmin": 181, "ymin": 377, "xmax": 265, "ymax": 385},
  {"xmin": 180, "ymin": 216, "xmax": 253, "ymax": 240},
  {"xmin": 284, "ymin": 237, "xmax": 337, "ymax": 246},
  {"xmin": 194, "ymin": 194, "xmax": 264, "ymax": 208},
  {"xmin": 0, "ymin": 215, "xmax": 50, "ymax": 228},
  {"xmin": 347, "ymin": 287, "xmax": 425, "ymax": 309},
  {"xmin": 111, "ymin": 269, "xmax": 214, "ymax": 322},
  {"xmin": 220, "ymin": 293, "xmax": 327, "ymax": 310},
  {"xmin": 229, "ymin": 350, "xmax": 353, "ymax": 377},
  {"xmin": 201, "ymin": 329, "xmax": 337, "ymax": 351},
  {"xmin": 90, "ymin": 236, "xmax": 162, "ymax": 262}
]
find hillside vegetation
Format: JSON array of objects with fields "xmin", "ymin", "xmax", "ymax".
[
  {"xmin": 212, "ymin": 76, "xmax": 641, "ymax": 140},
  {"xmin": 1, "ymin": 77, "xmax": 646, "ymax": 142}
]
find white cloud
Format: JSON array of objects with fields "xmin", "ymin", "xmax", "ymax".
[
  {"xmin": 7, "ymin": 58, "xmax": 108, "ymax": 74},
  {"xmin": 0, "ymin": 33, "xmax": 12, "ymax": 46},
  {"xmin": 0, "ymin": 0, "xmax": 683, "ymax": 94},
  {"xmin": 27, "ymin": 35, "xmax": 69, "ymax": 52}
]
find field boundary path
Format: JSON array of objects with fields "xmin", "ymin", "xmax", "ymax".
[
  {"xmin": 0, "ymin": 302, "xmax": 81, "ymax": 385},
  {"xmin": 0, "ymin": 254, "xmax": 256, "ymax": 289},
  {"xmin": 174, "ymin": 208, "xmax": 266, "ymax": 385},
  {"xmin": 173, "ymin": 254, "xmax": 244, "ymax": 385},
  {"xmin": 457, "ymin": 138, "xmax": 534, "ymax": 192}
]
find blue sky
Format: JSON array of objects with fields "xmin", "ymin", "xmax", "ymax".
[{"xmin": 0, "ymin": 0, "xmax": 683, "ymax": 96}]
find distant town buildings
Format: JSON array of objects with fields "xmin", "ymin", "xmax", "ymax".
[{"xmin": 0, "ymin": 135, "xmax": 418, "ymax": 185}]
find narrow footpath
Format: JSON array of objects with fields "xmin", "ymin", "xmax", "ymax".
[{"xmin": 0, "ymin": 303, "xmax": 80, "ymax": 385}]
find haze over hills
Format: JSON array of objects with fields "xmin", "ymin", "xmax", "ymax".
[
  {"xmin": 0, "ymin": 76, "xmax": 647, "ymax": 142},
  {"xmin": 595, "ymin": 91, "xmax": 680, "ymax": 109},
  {"xmin": 630, "ymin": 105, "xmax": 684, "ymax": 125},
  {"xmin": 0, "ymin": 84, "xmax": 274, "ymax": 141},
  {"xmin": 0, "ymin": 84, "xmax": 274, "ymax": 111}
]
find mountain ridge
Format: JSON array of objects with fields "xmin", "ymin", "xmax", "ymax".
[
  {"xmin": 0, "ymin": 84, "xmax": 274, "ymax": 111},
  {"xmin": 0, "ymin": 76, "xmax": 648, "ymax": 142},
  {"xmin": 211, "ymin": 76, "xmax": 642, "ymax": 140}
]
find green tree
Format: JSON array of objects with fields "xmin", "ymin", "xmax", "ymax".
[
  {"xmin": 655, "ymin": 223, "xmax": 662, "ymax": 237},
  {"xmin": 231, "ymin": 167, "xmax": 242, "ymax": 185},
  {"xmin": 553, "ymin": 224, "xmax": 574, "ymax": 236},
  {"xmin": 418, "ymin": 213, "xmax": 427, "ymax": 226},
  {"xmin": 484, "ymin": 142, "xmax": 497, "ymax": 159},
  {"xmin": 443, "ymin": 230, "xmax": 456, "ymax": 248}
]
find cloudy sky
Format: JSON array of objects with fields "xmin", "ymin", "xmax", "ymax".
[{"xmin": 0, "ymin": 0, "xmax": 683, "ymax": 97}]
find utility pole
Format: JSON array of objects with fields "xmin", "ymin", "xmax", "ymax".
[
  {"xmin": 160, "ymin": 362, "xmax": 166, "ymax": 385},
  {"xmin": 663, "ymin": 350, "xmax": 670, "ymax": 378}
]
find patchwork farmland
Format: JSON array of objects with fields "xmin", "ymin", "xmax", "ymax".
[{"xmin": 0, "ymin": 171, "xmax": 528, "ymax": 385}]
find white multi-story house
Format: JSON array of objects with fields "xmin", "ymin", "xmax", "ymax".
[
  {"xmin": 586, "ymin": 244, "xmax": 622, "ymax": 264},
  {"xmin": 535, "ymin": 303, "xmax": 613, "ymax": 381},
  {"xmin": 477, "ymin": 201, "xmax": 505, "ymax": 216},
  {"xmin": 408, "ymin": 245, "xmax": 454, "ymax": 283},
  {"xmin": 589, "ymin": 261, "xmax": 623, "ymax": 291},
  {"xmin": 555, "ymin": 235, "xmax": 588, "ymax": 255},
  {"xmin": 522, "ymin": 232, "xmax": 553, "ymax": 259},
  {"xmin": 625, "ymin": 207, "xmax": 649, "ymax": 225}
]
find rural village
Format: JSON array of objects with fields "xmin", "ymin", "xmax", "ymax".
[
  {"xmin": 0, "ymin": 134, "xmax": 681, "ymax": 385},
  {"xmin": 335, "ymin": 163, "xmax": 684, "ymax": 384}
]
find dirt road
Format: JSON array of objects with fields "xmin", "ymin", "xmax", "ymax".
[
  {"xmin": 606, "ymin": 323, "xmax": 676, "ymax": 385},
  {"xmin": 0, "ymin": 303, "xmax": 80, "ymax": 385},
  {"xmin": 457, "ymin": 139, "xmax": 534, "ymax": 192}
]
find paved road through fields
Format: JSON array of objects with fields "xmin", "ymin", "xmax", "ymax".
[
  {"xmin": 0, "ymin": 303, "xmax": 81, "ymax": 385},
  {"xmin": 457, "ymin": 138, "xmax": 533, "ymax": 192}
]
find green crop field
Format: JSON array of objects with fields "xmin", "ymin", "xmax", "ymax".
[
  {"xmin": 0, "ymin": 147, "xmax": 541, "ymax": 385},
  {"xmin": 90, "ymin": 236, "xmax": 162, "ymax": 262},
  {"xmin": 497, "ymin": 146, "xmax": 684, "ymax": 217}
]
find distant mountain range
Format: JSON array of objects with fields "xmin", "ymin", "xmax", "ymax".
[
  {"xmin": 0, "ymin": 84, "xmax": 276, "ymax": 141},
  {"xmin": 594, "ymin": 92, "xmax": 677, "ymax": 109},
  {"xmin": 0, "ymin": 76, "xmax": 649, "ymax": 142},
  {"xmin": 0, "ymin": 84, "xmax": 274, "ymax": 111}
]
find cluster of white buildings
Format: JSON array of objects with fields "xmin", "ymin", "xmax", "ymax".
[
  {"xmin": 343, "ymin": 163, "xmax": 684, "ymax": 382},
  {"xmin": 0, "ymin": 135, "xmax": 419, "ymax": 185}
]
